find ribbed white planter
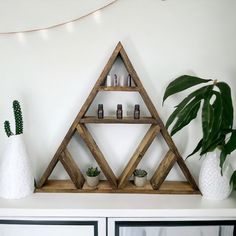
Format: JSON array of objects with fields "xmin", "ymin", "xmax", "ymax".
[
  {"xmin": 86, "ymin": 175, "xmax": 100, "ymax": 187},
  {"xmin": 0, "ymin": 135, "xmax": 34, "ymax": 199},
  {"xmin": 199, "ymin": 150, "xmax": 233, "ymax": 200},
  {"xmin": 134, "ymin": 175, "xmax": 147, "ymax": 187}
]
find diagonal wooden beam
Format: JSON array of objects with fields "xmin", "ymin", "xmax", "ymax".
[
  {"xmin": 59, "ymin": 149, "xmax": 85, "ymax": 189},
  {"xmin": 119, "ymin": 46, "xmax": 160, "ymax": 120},
  {"xmin": 37, "ymin": 155, "xmax": 59, "ymax": 188},
  {"xmin": 119, "ymin": 44, "xmax": 198, "ymax": 190},
  {"xmin": 150, "ymin": 150, "xmax": 177, "ymax": 190},
  {"xmin": 118, "ymin": 125, "xmax": 161, "ymax": 189},
  {"xmin": 38, "ymin": 42, "xmax": 124, "ymax": 189},
  {"xmin": 76, "ymin": 124, "xmax": 117, "ymax": 189},
  {"xmin": 160, "ymin": 130, "xmax": 199, "ymax": 191},
  {"xmin": 77, "ymin": 42, "xmax": 123, "ymax": 121}
]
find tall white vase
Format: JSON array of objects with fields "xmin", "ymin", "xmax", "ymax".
[
  {"xmin": 199, "ymin": 150, "xmax": 233, "ymax": 200},
  {"xmin": 0, "ymin": 135, "xmax": 34, "ymax": 199}
]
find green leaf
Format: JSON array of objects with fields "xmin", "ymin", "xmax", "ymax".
[
  {"xmin": 166, "ymin": 85, "xmax": 209, "ymax": 129},
  {"xmin": 163, "ymin": 75, "xmax": 212, "ymax": 104},
  {"xmin": 186, "ymin": 139, "xmax": 203, "ymax": 159},
  {"xmin": 220, "ymin": 148, "xmax": 227, "ymax": 169},
  {"xmin": 224, "ymin": 129, "xmax": 236, "ymax": 155},
  {"xmin": 200, "ymin": 134, "xmax": 225, "ymax": 155},
  {"xmin": 230, "ymin": 171, "xmax": 236, "ymax": 190},
  {"xmin": 171, "ymin": 97, "xmax": 201, "ymax": 136},
  {"xmin": 216, "ymin": 82, "xmax": 233, "ymax": 129},
  {"xmin": 201, "ymin": 86, "xmax": 214, "ymax": 152},
  {"xmin": 210, "ymin": 91, "xmax": 223, "ymax": 138},
  {"xmin": 201, "ymin": 91, "xmax": 225, "ymax": 155}
]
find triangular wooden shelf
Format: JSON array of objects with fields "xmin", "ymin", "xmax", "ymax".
[{"xmin": 36, "ymin": 42, "xmax": 200, "ymax": 194}]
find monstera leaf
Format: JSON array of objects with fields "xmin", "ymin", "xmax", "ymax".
[{"xmin": 163, "ymin": 75, "xmax": 236, "ymax": 188}]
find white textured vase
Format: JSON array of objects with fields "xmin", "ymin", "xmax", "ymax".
[
  {"xmin": 199, "ymin": 150, "xmax": 233, "ymax": 200},
  {"xmin": 0, "ymin": 135, "xmax": 34, "ymax": 199}
]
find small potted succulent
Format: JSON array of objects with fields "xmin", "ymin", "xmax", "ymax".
[
  {"xmin": 86, "ymin": 167, "xmax": 101, "ymax": 187},
  {"xmin": 133, "ymin": 169, "xmax": 147, "ymax": 187}
]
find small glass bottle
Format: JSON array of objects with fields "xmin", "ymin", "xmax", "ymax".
[
  {"xmin": 116, "ymin": 104, "xmax": 123, "ymax": 119},
  {"xmin": 114, "ymin": 74, "xmax": 118, "ymax": 86},
  {"xmin": 127, "ymin": 74, "xmax": 132, "ymax": 87},
  {"xmin": 97, "ymin": 104, "xmax": 104, "ymax": 119},
  {"xmin": 134, "ymin": 104, "xmax": 140, "ymax": 119},
  {"xmin": 106, "ymin": 75, "xmax": 112, "ymax": 87}
]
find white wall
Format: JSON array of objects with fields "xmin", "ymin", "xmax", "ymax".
[{"xmin": 0, "ymin": 0, "xmax": 235, "ymax": 183}]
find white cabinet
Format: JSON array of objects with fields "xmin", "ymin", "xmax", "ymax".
[
  {"xmin": 0, "ymin": 218, "xmax": 106, "ymax": 236},
  {"xmin": 0, "ymin": 193, "xmax": 236, "ymax": 236},
  {"xmin": 108, "ymin": 218, "xmax": 235, "ymax": 236}
]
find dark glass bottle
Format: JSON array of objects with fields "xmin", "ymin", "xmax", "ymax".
[
  {"xmin": 134, "ymin": 104, "xmax": 140, "ymax": 119},
  {"xmin": 127, "ymin": 74, "xmax": 132, "ymax": 87},
  {"xmin": 116, "ymin": 104, "xmax": 123, "ymax": 119},
  {"xmin": 97, "ymin": 104, "xmax": 104, "ymax": 119},
  {"xmin": 114, "ymin": 74, "xmax": 118, "ymax": 86}
]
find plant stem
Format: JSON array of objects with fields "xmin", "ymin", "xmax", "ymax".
[{"xmin": 213, "ymin": 79, "xmax": 218, "ymax": 85}]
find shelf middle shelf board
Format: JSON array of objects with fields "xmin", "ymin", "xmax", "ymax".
[
  {"xmin": 80, "ymin": 116, "xmax": 159, "ymax": 124},
  {"xmin": 98, "ymin": 86, "xmax": 139, "ymax": 92}
]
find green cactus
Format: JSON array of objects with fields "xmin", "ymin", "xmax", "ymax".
[
  {"xmin": 4, "ymin": 100, "xmax": 23, "ymax": 137},
  {"xmin": 4, "ymin": 121, "xmax": 13, "ymax": 137},
  {"xmin": 13, "ymin": 100, "xmax": 23, "ymax": 135}
]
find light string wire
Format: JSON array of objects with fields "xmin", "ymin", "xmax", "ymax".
[{"xmin": 0, "ymin": 0, "xmax": 118, "ymax": 35}]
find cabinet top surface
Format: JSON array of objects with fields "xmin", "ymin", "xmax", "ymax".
[{"xmin": 0, "ymin": 192, "xmax": 236, "ymax": 219}]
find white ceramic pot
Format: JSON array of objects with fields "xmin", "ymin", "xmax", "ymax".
[
  {"xmin": 134, "ymin": 175, "xmax": 147, "ymax": 187},
  {"xmin": 86, "ymin": 175, "xmax": 99, "ymax": 187},
  {"xmin": 0, "ymin": 135, "xmax": 34, "ymax": 199},
  {"xmin": 199, "ymin": 150, "xmax": 233, "ymax": 200}
]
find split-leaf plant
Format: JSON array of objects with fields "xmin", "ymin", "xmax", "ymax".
[
  {"xmin": 4, "ymin": 100, "xmax": 23, "ymax": 137},
  {"xmin": 163, "ymin": 75, "xmax": 236, "ymax": 188}
]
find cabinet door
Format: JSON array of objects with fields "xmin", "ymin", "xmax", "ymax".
[
  {"xmin": 0, "ymin": 218, "xmax": 106, "ymax": 236},
  {"xmin": 108, "ymin": 218, "xmax": 235, "ymax": 236}
]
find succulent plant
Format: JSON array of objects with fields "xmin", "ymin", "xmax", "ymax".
[
  {"xmin": 86, "ymin": 167, "xmax": 101, "ymax": 177},
  {"xmin": 4, "ymin": 100, "xmax": 23, "ymax": 137},
  {"xmin": 133, "ymin": 169, "xmax": 147, "ymax": 177}
]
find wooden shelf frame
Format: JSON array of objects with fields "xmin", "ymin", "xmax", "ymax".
[
  {"xmin": 98, "ymin": 86, "xmax": 139, "ymax": 92},
  {"xmin": 80, "ymin": 116, "xmax": 158, "ymax": 124},
  {"xmin": 36, "ymin": 180, "xmax": 200, "ymax": 194},
  {"xmin": 37, "ymin": 42, "xmax": 199, "ymax": 194}
]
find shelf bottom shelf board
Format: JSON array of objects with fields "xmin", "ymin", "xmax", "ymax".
[{"xmin": 36, "ymin": 180, "xmax": 200, "ymax": 194}]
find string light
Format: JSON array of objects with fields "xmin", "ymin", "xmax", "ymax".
[{"xmin": 0, "ymin": 0, "xmax": 118, "ymax": 35}]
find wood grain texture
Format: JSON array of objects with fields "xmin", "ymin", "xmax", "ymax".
[
  {"xmin": 98, "ymin": 86, "xmax": 139, "ymax": 92},
  {"xmin": 76, "ymin": 123, "xmax": 117, "ymax": 188},
  {"xmin": 118, "ymin": 43, "xmax": 198, "ymax": 191},
  {"xmin": 77, "ymin": 42, "xmax": 123, "ymax": 121},
  {"xmin": 150, "ymin": 150, "xmax": 177, "ymax": 190},
  {"xmin": 80, "ymin": 116, "xmax": 158, "ymax": 124},
  {"xmin": 118, "ymin": 125, "xmax": 161, "ymax": 189},
  {"xmin": 37, "ymin": 154, "xmax": 59, "ymax": 188},
  {"xmin": 160, "ymin": 130, "xmax": 199, "ymax": 191},
  {"xmin": 37, "ymin": 42, "xmax": 199, "ymax": 194},
  {"xmin": 59, "ymin": 149, "xmax": 85, "ymax": 189},
  {"xmin": 36, "ymin": 180, "xmax": 200, "ymax": 194}
]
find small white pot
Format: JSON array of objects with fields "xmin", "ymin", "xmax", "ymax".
[
  {"xmin": 86, "ymin": 175, "xmax": 100, "ymax": 187},
  {"xmin": 0, "ymin": 135, "xmax": 34, "ymax": 199},
  {"xmin": 134, "ymin": 175, "xmax": 147, "ymax": 187},
  {"xmin": 199, "ymin": 150, "xmax": 233, "ymax": 200}
]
